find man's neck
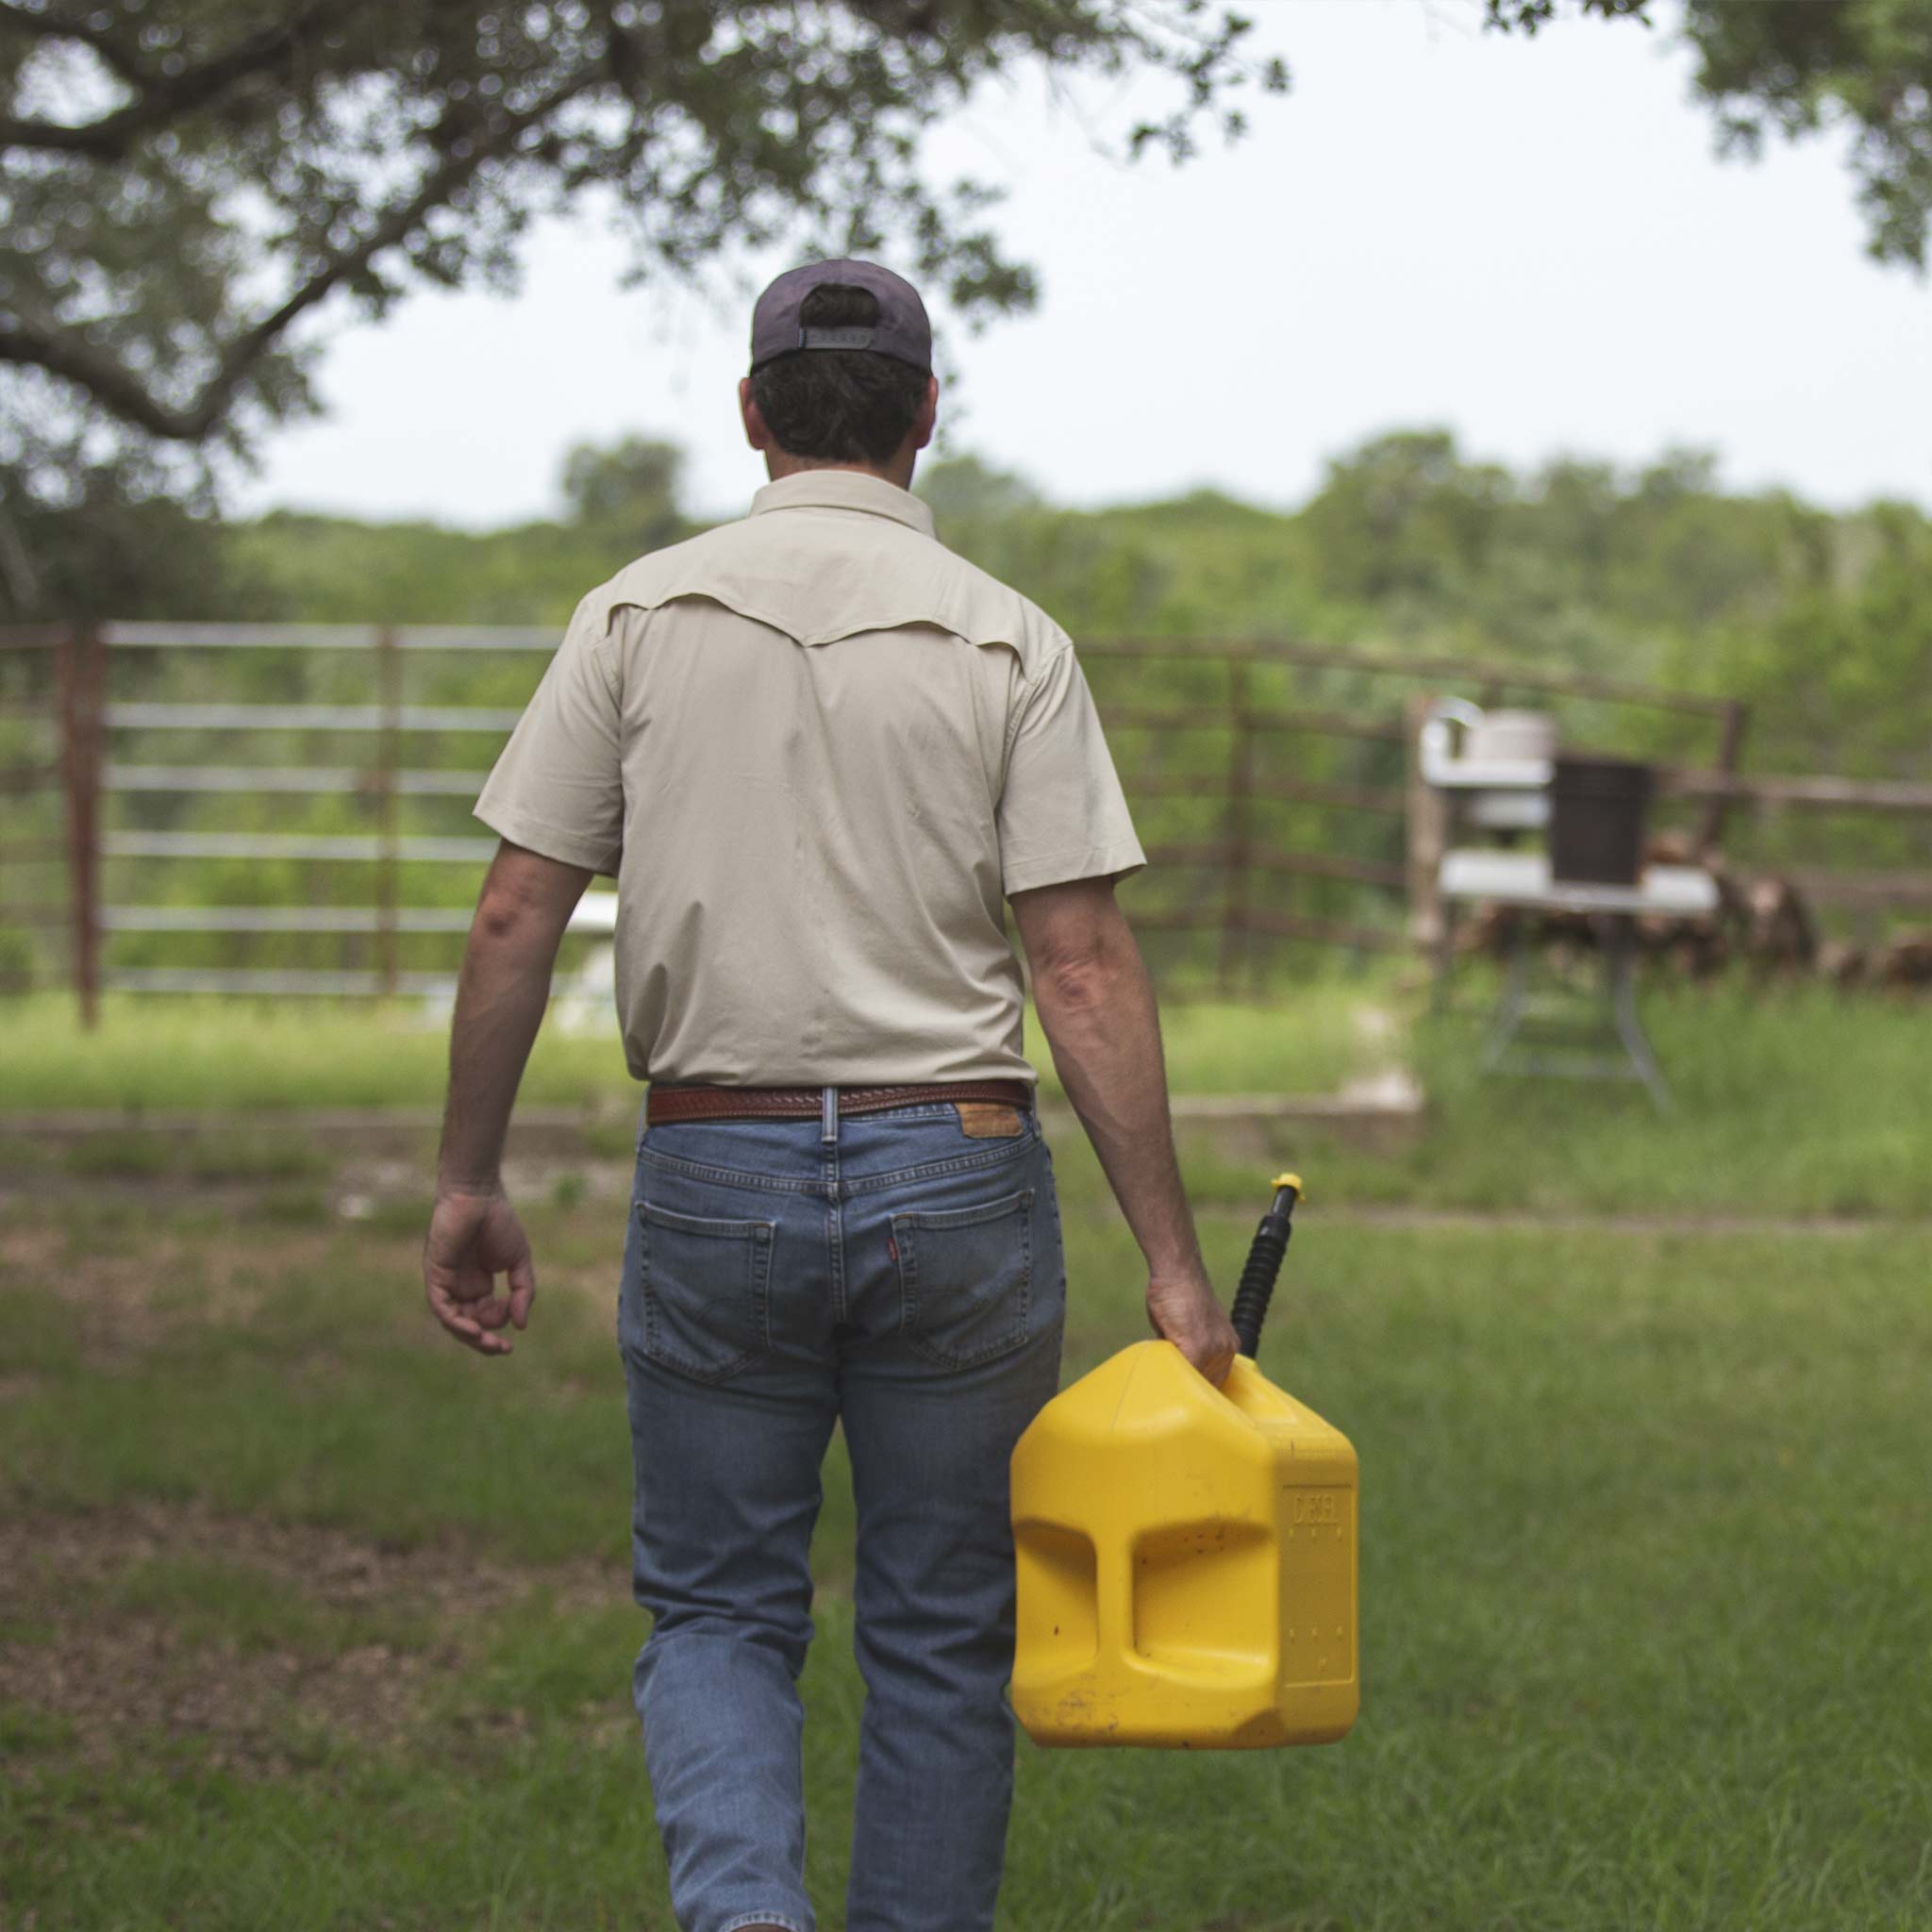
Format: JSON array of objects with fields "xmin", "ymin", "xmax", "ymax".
[{"xmin": 763, "ymin": 452, "xmax": 916, "ymax": 491}]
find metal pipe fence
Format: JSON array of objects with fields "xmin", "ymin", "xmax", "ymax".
[{"xmin": 6, "ymin": 620, "xmax": 1923, "ymax": 1023}]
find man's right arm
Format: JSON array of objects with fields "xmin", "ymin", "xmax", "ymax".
[{"xmin": 1008, "ymin": 875, "xmax": 1239, "ymax": 1385}]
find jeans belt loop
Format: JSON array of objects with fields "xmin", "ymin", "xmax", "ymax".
[{"xmin": 820, "ymin": 1084, "xmax": 838, "ymax": 1145}]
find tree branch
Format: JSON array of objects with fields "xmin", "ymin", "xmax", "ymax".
[
  {"xmin": 0, "ymin": 0, "xmax": 351, "ymax": 158},
  {"xmin": 0, "ymin": 323, "xmax": 193, "ymax": 441},
  {"xmin": 0, "ymin": 73, "xmax": 603, "ymax": 442},
  {"xmin": 0, "ymin": 0, "xmax": 156, "ymax": 87}
]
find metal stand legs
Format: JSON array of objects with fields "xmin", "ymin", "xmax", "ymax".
[{"xmin": 1477, "ymin": 914, "xmax": 1673, "ymax": 1110}]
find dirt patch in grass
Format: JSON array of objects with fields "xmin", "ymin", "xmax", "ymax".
[
  {"xmin": 0, "ymin": 1622, "xmax": 435, "ymax": 1774},
  {"xmin": 1, "ymin": 1502, "xmax": 625, "ymax": 1623},
  {"xmin": 0, "ymin": 1503, "xmax": 631, "ymax": 1773},
  {"xmin": 1, "ymin": 1221, "xmax": 346, "ymax": 1354},
  {"xmin": 3, "ymin": 1207, "xmax": 618, "ymax": 1313},
  {"xmin": 0, "ymin": 1223, "xmax": 65, "ymax": 1276}
]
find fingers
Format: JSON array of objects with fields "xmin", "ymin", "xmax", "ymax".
[
  {"xmin": 1145, "ymin": 1275, "xmax": 1241, "ymax": 1388},
  {"xmin": 507, "ymin": 1250, "xmax": 537, "ymax": 1334},
  {"xmin": 1196, "ymin": 1326, "xmax": 1239, "ymax": 1388},
  {"xmin": 425, "ymin": 1275, "xmax": 515, "ymax": 1356},
  {"xmin": 423, "ymin": 1191, "xmax": 533, "ymax": 1358},
  {"xmin": 1173, "ymin": 1324, "xmax": 1237, "ymax": 1387}
]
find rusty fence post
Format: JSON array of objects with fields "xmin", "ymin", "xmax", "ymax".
[
  {"xmin": 57, "ymin": 623, "xmax": 105, "ymax": 1028},
  {"xmin": 1219, "ymin": 659, "xmax": 1254, "ymax": 996},
  {"xmin": 1404, "ymin": 691, "xmax": 1448, "ymax": 959},
  {"xmin": 375, "ymin": 625, "xmax": 401, "ymax": 999},
  {"xmin": 1695, "ymin": 699, "xmax": 1750, "ymax": 856}
]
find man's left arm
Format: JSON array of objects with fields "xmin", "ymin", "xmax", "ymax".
[{"xmin": 423, "ymin": 839, "xmax": 594, "ymax": 1357}]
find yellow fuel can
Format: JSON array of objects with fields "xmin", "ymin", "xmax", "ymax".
[{"xmin": 1009, "ymin": 1177, "xmax": 1358, "ymax": 1749}]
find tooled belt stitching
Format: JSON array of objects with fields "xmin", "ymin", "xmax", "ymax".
[{"xmin": 646, "ymin": 1080, "xmax": 1032, "ymax": 1124}]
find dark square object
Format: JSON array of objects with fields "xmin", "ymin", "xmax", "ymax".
[{"xmin": 1549, "ymin": 757, "xmax": 1654, "ymax": 885}]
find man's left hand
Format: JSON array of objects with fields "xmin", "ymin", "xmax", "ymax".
[{"xmin": 423, "ymin": 1188, "xmax": 538, "ymax": 1357}]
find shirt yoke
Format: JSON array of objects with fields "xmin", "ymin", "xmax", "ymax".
[{"xmin": 575, "ymin": 511, "xmax": 1071, "ymax": 680}]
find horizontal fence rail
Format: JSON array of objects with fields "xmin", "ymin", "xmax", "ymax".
[
  {"xmin": 1658, "ymin": 770, "xmax": 1932, "ymax": 815},
  {"xmin": 106, "ymin": 968, "xmax": 460, "ymax": 996},
  {"xmin": 1080, "ymin": 636, "xmax": 1740, "ymax": 716},
  {"xmin": 104, "ymin": 702, "xmax": 525, "ymax": 733},
  {"xmin": 104, "ymin": 764, "xmax": 489, "ymax": 796},
  {"xmin": 1098, "ymin": 704, "xmax": 1408, "ymax": 745},
  {"xmin": 1787, "ymin": 868, "xmax": 1932, "ymax": 908},
  {"xmin": 1129, "ymin": 908, "xmax": 1405, "ymax": 952},
  {"xmin": 101, "ymin": 832, "xmax": 500, "ymax": 863},
  {"xmin": 1134, "ymin": 773, "xmax": 1408, "ymax": 815},
  {"xmin": 102, "ymin": 907, "xmax": 481, "ymax": 933},
  {"xmin": 1142, "ymin": 842, "xmax": 1408, "ymax": 889},
  {"xmin": 100, "ymin": 623, "xmax": 559, "ymax": 652}
]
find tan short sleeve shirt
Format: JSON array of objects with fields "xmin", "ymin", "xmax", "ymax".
[{"xmin": 474, "ymin": 470, "xmax": 1144, "ymax": 1088}]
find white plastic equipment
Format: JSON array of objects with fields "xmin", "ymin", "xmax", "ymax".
[{"xmin": 1418, "ymin": 699, "xmax": 1556, "ymax": 832}]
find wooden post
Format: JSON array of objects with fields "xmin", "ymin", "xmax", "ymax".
[
  {"xmin": 375, "ymin": 625, "xmax": 401, "ymax": 1000},
  {"xmin": 57, "ymin": 624, "xmax": 104, "ymax": 1028},
  {"xmin": 1695, "ymin": 699, "xmax": 1750, "ymax": 855},
  {"xmin": 1219, "ymin": 661, "xmax": 1254, "ymax": 996},
  {"xmin": 1405, "ymin": 691, "xmax": 1448, "ymax": 958}
]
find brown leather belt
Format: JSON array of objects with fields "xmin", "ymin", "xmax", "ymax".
[{"xmin": 646, "ymin": 1079, "xmax": 1033, "ymax": 1126}]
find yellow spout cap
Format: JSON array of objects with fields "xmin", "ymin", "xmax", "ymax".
[{"xmin": 1272, "ymin": 1172, "xmax": 1306, "ymax": 1199}]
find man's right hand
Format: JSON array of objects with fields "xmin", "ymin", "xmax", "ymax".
[
  {"xmin": 1146, "ymin": 1269, "xmax": 1241, "ymax": 1387},
  {"xmin": 423, "ymin": 1186, "xmax": 538, "ymax": 1357}
]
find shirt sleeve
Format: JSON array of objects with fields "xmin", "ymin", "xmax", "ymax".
[
  {"xmin": 473, "ymin": 594, "xmax": 625, "ymax": 875},
  {"xmin": 995, "ymin": 640, "xmax": 1146, "ymax": 895}
]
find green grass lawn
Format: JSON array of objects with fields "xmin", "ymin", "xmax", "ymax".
[
  {"xmin": 1330, "ymin": 973, "xmax": 1932, "ymax": 1220},
  {"xmin": 2, "ymin": 1117, "xmax": 1929, "ymax": 1929},
  {"xmin": 0, "ymin": 979, "xmax": 1380, "ymax": 1115},
  {"xmin": 6, "ymin": 971, "xmax": 1926, "ymax": 1220}
]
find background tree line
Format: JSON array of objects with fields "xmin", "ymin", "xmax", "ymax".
[{"xmin": 208, "ymin": 425, "xmax": 1931, "ymax": 785}]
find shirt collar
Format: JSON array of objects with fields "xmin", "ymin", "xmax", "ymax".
[{"xmin": 749, "ymin": 469, "xmax": 937, "ymax": 539}]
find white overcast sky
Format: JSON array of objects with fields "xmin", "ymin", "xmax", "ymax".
[{"xmin": 237, "ymin": 0, "xmax": 1932, "ymax": 529}]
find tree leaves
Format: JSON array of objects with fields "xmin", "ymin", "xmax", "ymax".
[
  {"xmin": 1488, "ymin": 0, "xmax": 1932, "ymax": 272},
  {"xmin": 0, "ymin": 0, "xmax": 1281, "ymax": 475}
]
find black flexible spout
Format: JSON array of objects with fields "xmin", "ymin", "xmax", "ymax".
[{"xmin": 1230, "ymin": 1174, "xmax": 1302, "ymax": 1359}]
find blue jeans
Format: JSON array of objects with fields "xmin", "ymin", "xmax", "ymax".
[{"xmin": 619, "ymin": 1094, "xmax": 1066, "ymax": 1932}]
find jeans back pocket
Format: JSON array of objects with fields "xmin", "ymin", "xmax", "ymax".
[
  {"xmin": 891, "ymin": 1189, "xmax": 1034, "ymax": 1370},
  {"xmin": 631, "ymin": 1200, "xmax": 775, "ymax": 1382}
]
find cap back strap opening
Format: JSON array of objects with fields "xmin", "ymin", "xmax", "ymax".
[{"xmin": 799, "ymin": 325, "xmax": 878, "ymax": 351}]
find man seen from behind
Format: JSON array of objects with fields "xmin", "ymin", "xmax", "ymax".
[{"xmin": 421, "ymin": 258, "xmax": 1239, "ymax": 1932}]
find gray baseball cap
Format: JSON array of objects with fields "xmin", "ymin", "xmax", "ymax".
[{"xmin": 749, "ymin": 258, "xmax": 932, "ymax": 374}]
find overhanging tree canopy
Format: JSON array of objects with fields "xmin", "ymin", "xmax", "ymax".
[
  {"xmin": 6, "ymin": 0, "xmax": 1928, "ymax": 475},
  {"xmin": 0, "ymin": 0, "xmax": 1282, "ymax": 469},
  {"xmin": 3, "ymin": 0, "xmax": 1928, "ymax": 623},
  {"xmin": 1490, "ymin": 0, "xmax": 1932, "ymax": 272}
]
